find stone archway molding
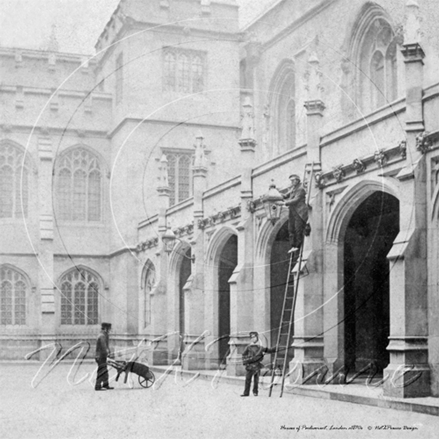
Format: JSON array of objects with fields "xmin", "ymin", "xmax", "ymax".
[
  {"xmin": 326, "ymin": 177, "xmax": 399, "ymax": 245},
  {"xmin": 204, "ymin": 225, "xmax": 238, "ymax": 268}
]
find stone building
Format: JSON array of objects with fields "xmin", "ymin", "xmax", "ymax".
[{"xmin": 0, "ymin": 0, "xmax": 438, "ymax": 399}]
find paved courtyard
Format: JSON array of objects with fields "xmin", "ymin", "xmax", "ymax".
[{"xmin": 0, "ymin": 362, "xmax": 437, "ymax": 439}]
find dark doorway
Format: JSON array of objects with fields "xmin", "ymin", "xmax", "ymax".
[
  {"xmin": 218, "ymin": 235, "xmax": 237, "ymax": 365},
  {"xmin": 270, "ymin": 221, "xmax": 293, "ymax": 364},
  {"xmin": 179, "ymin": 248, "xmax": 192, "ymax": 357},
  {"xmin": 344, "ymin": 191, "xmax": 399, "ymax": 373}
]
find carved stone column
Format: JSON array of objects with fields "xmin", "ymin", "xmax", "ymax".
[
  {"xmin": 182, "ymin": 132, "xmax": 208, "ymax": 370},
  {"xmin": 38, "ymin": 130, "xmax": 56, "ymax": 359},
  {"xmin": 226, "ymin": 98, "xmax": 257, "ymax": 376},
  {"xmin": 153, "ymin": 155, "xmax": 171, "ymax": 365},
  {"xmin": 383, "ymin": 2, "xmax": 431, "ymax": 397},
  {"xmin": 289, "ymin": 53, "xmax": 326, "ymax": 383}
]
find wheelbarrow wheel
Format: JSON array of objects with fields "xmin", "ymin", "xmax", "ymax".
[{"xmin": 139, "ymin": 370, "xmax": 155, "ymax": 388}]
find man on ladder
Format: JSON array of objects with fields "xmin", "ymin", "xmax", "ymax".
[
  {"xmin": 269, "ymin": 171, "xmax": 313, "ymax": 397},
  {"xmin": 284, "ymin": 174, "xmax": 309, "ymax": 255}
]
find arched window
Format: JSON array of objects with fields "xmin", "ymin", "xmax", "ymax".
[
  {"xmin": 165, "ymin": 152, "xmax": 193, "ymax": 206},
  {"xmin": 60, "ymin": 267, "xmax": 100, "ymax": 325},
  {"xmin": 55, "ymin": 148, "xmax": 102, "ymax": 222},
  {"xmin": 0, "ymin": 143, "xmax": 29, "ymax": 219},
  {"xmin": 0, "ymin": 266, "xmax": 27, "ymax": 325},
  {"xmin": 143, "ymin": 261, "xmax": 156, "ymax": 328},
  {"xmin": 356, "ymin": 16, "xmax": 398, "ymax": 112},
  {"xmin": 277, "ymin": 77, "xmax": 295, "ymax": 151},
  {"xmin": 268, "ymin": 61, "xmax": 296, "ymax": 155}
]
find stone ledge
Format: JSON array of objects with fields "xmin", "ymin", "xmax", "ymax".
[{"xmin": 149, "ymin": 365, "xmax": 439, "ymax": 417}]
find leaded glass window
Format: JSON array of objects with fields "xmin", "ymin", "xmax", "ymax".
[
  {"xmin": 163, "ymin": 48, "xmax": 206, "ymax": 94},
  {"xmin": 165, "ymin": 152, "xmax": 193, "ymax": 206},
  {"xmin": 0, "ymin": 143, "xmax": 29, "ymax": 219},
  {"xmin": 60, "ymin": 268, "xmax": 99, "ymax": 325},
  {"xmin": 0, "ymin": 266, "xmax": 27, "ymax": 325},
  {"xmin": 55, "ymin": 148, "xmax": 102, "ymax": 222}
]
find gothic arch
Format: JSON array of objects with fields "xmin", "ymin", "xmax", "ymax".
[
  {"xmin": 56, "ymin": 265, "xmax": 105, "ymax": 326},
  {"xmin": 0, "ymin": 263, "xmax": 32, "ymax": 287},
  {"xmin": 0, "ymin": 138, "xmax": 35, "ymax": 168},
  {"xmin": 343, "ymin": 2, "xmax": 398, "ymax": 113},
  {"xmin": 53, "ymin": 145, "xmax": 108, "ymax": 222},
  {"xmin": 267, "ymin": 59, "xmax": 296, "ymax": 155},
  {"xmin": 167, "ymin": 239, "xmax": 192, "ymax": 343},
  {"xmin": 255, "ymin": 209, "xmax": 289, "ymax": 263},
  {"xmin": 0, "ymin": 264, "xmax": 31, "ymax": 326},
  {"xmin": 141, "ymin": 259, "xmax": 156, "ymax": 290},
  {"xmin": 205, "ymin": 225, "xmax": 238, "ymax": 267},
  {"xmin": 0, "ymin": 139, "xmax": 35, "ymax": 219},
  {"xmin": 326, "ymin": 178, "xmax": 399, "ymax": 245},
  {"xmin": 140, "ymin": 259, "xmax": 157, "ymax": 330},
  {"xmin": 55, "ymin": 143, "xmax": 109, "ymax": 174},
  {"xmin": 57, "ymin": 264, "xmax": 105, "ymax": 287}
]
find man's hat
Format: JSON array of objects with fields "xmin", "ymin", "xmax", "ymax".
[
  {"xmin": 101, "ymin": 322, "xmax": 112, "ymax": 330},
  {"xmin": 289, "ymin": 174, "xmax": 300, "ymax": 180},
  {"xmin": 249, "ymin": 331, "xmax": 259, "ymax": 338}
]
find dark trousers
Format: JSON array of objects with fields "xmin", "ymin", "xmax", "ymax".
[
  {"xmin": 243, "ymin": 368, "xmax": 260, "ymax": 395},
  {"xmin": 95, "ymin": 357, "xmax": 109, "ymax": 389},
  {"xmin": 288, "ymin": 212, "xmax": 306, "ymax": 249}
]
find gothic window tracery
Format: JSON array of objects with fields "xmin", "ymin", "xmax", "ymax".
[
  {"xmin": 358, "ymin": 18, "xmax": 397, "ymax": 112},
  {"xmin": 0, "ymin": 266, "xmax": 27, "ymax": 325},
  {"xmin": 0, "ymin": 143, "xmax": 29, "ymax": 219},
  {"xmin": 269, "ymin": 63, "xmax": 296, "ymax": 155},
  {"xmin": 163, "ymin": 48, "xmax": 206, "ymax": 94},
  {"xmin": 55, "ymin": 148, "xmax": 102, "ymax": 222},
  {"xmin": 165, "ymin": 152, "xmax": 193, "ymax": 206},
  {"xmin": 60, "ymin": 267, "xmax": 99, "ymax": 325}
]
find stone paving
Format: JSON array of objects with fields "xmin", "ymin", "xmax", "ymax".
[{"xmin": 0, "ymin": 362, "xmax": 437, "ymax": 439}]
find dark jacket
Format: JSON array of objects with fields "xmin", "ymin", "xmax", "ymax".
[
  {"xmin": 95, "ymin": 330, "xmax": 110, "ymax": 359},
  {"xmin": 242, "ymin": 344, "xmax": 276, "ymax": 371},
  {"xmin": 284, "ymin": 185, "xmax": 308, "ymax": 222}
]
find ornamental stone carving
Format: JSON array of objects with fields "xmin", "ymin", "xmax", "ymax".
[
  {"xmin": 332, "ymin": 165, "xmax": 345, "ymax": 183},
  {"xmin": 374, "ymin": 150, "xmax": 387, "ymax": 167},
  {"xmin": 399, "ymin": 140, "xmax": 407, "ymax": 159},
  {"xmin": 416, "ymin": 132, "xmax": 432, "ymax": 154},
  {"xmin": 352, "ymin": 158, "xmax": 366, "ymax": 173}
]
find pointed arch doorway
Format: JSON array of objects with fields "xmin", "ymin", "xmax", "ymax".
[
  {"xmin": 218, "ymin": 234, "xmax": 238, "ymax": 365},
  {"xmin": 343, "ymin": 191, "xmax": 399, "ymax": 373},
  {"xmin": 178, "ymin": 248, "xmax": 192, "ymax": 359}
]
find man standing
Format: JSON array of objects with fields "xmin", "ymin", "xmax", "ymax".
[
  {"xmin": 284, "ymin": 174, "xmax": 309, "ymax": 253},
  {"xmin": 241, "ymin": 332, "xmax": 276, "ymax": 397},
  {"xmin": 95, "ymin": 322, "xmax": 114, "ymax": 391}
]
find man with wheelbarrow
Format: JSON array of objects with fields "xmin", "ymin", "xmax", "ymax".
[{"xmin": 95, "ymin": 322, "xmax": 114, "ymax": 391}]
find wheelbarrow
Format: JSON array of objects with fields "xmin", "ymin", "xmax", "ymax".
[{"xmin": 107, "ymin": 358, "xmax": 155, "ymax": 388}]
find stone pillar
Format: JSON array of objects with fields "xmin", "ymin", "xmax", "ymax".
[
  {"xmin": 383, "ymin": 2, "xmax": 431, "ymax": 398},
  {"xmin": 38, "ymin": 130, "xmax": 56, "ymax": 359},
  {"xmin": 182, "ymin": 132, "xmax": 208, "ymax": 370},
  {"xmin": 226, "ymin": 98, "xmax": 256, "ymax": 376},
  {"xmin": 289, "ymin": 53, "xmax": 326, "ymax": 383},
  {"xmin": 153, "ymin": 155, "xmax": 171, "ymax": 365}
]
